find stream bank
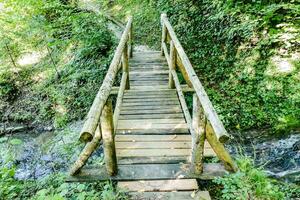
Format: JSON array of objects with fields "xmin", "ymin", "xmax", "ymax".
[{"xmin": 0, "ymin": 124, "xmax": 299, "ymax": 183}]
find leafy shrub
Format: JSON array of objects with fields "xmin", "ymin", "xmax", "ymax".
[
  {"xmin": 108, "ymin": 0, "xmax": 300, "ymax": 132},
  {"xmin": 213, "ymin": 157, "xmax": 285, "ymax": 200}
]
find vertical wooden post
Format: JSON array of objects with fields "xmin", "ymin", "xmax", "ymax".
[
  {"xmin": 122, "ymin": 43, "xmax": 130, "ymax": 89},
  {"xmin": 101, "ymin": 97, "xmax": 117, "ymax": 176},
  {"xmin": 191, "ymin": 93, "xmax": 206, "ymax": 174},
  {"xmin": 161, "ymin": 14, "xmax": 167, "ymax": 56},
  {"xmin": 169, "ymin": 41, "xmax": 176, "ymax": 89},
  {"xmin": 129, "ymin": 22, "xmax": 133, "ymax": 58}
]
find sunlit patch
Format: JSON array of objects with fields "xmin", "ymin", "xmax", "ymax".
[
  {"xmin": 54, "ymin": 104, "xmax": 67, "ymax": 115},
  {"xmin": 0, "ymin": 3, "xmax": 4, "ymax": 12},
  {"xmin": 266, "ymin": 56, "xmax": 295, "ymax": 76},
  {"xmin": 112, "ymin": 5, "xmax": 122, "ymax": 12},
  {"xmin": 32, "ymin": 71, "xmax": 47, "ymax": 82},
  {"xmin": 17, "ymin": 51, "xmax": 46, "ymax": 66},
  {"xmin": 272, "ymin": 56, "xmax": 294, "ymax": 73}
]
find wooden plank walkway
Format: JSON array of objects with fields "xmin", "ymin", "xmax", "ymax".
[
  {"xmin": 67, "ymin": 51, "xmax": 227, "ymax": 199},
  {"xmin": 115, "ymin": 51, "xmax": 213, "ymax": 199},
  {"xmin": 68, "ymin": 15, "xmax": 237, "ymax": 199}
]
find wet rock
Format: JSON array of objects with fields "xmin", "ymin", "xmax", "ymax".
[
  {"xmin": 41, "ymin": 155, "xmax": 52, "ymax": 162},
  {"xmin": 293, "ymin": 140, "xmax": 300, "ymax": 151}
]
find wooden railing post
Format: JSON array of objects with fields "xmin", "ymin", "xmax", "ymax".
[
  {"xmin": 169, "ymin": 40, "xmax": 176, "ymax": 89},
  {"xmin": 122, "ymin": 43, "xmax": 130, "ymax": 89},
  {"xmin": 101, "ymin": 97, "xmax": 118, "ymax": 176},
  {"xmin": 161, "ymin": 14, "xmax": 167, "ymax": 56},
  {"xmin": 129, "ymin": 22, "xmax": 133, "ymax": 58},
  {"xmin": 191, "ymin": 93, "xmax": 206, "ymax": 174}
]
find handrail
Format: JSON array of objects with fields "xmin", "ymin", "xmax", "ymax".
[
  {"xmin": 70, "ymin": 16, "xmax": 133, "ymax": 175},
  {"xmin": 79, "ymin": 16, "xmax": 133, "ymax": 142},
  {"xmin": 161, "ymin": 14, "xmax": 229, "ymax": 143}
]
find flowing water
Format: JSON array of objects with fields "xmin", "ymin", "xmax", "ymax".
[
  {"xmin": 228, "ymin": 130, "xmax": 300, "ymax": 183},
  {"xmin": 0, "ymin": 124, "xmax": 299, "ymax": 183}
]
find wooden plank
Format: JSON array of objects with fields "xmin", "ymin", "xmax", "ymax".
[
  {"xmin": 118, "ymin": 156, "xmax": 189, "ymax": 164},
  {"xmin": 123, "ymin": 97, "xmax": 178, "ymax": 101},
  {"xmin": 130, "ymin": 80, "xmax": 168, "ymax": 83},
  {"xmin": 119, "ymin": 113, "xmax": 184, "ymax": 120},
  {"xmin": 117, "ymin": 123, "xmax": 188, "ymax": 130},
  {"xmin": 116, "ymin": 149, "xmax": 190, "ymax": 157},
  {"xmin": 120, "ymin": 108, "xmax": 182, "ymax": 115},
  {"xmin": 130, "ymin": 77, "xmax": 169, "ymax": 81},
  {"xmin": 66, "ymin": 163, "xmax": 228, "ymax": 182},
  {"xmin": 124, "ymin": 90, "xmax": 176, "ymax": 95},
  {"xmin": 121, "ymin": 105, "xmax": 181, "ymax": 111},
  {"xmin": 117, "ymin": 119, "xmax": 185, "ymax": 124},
  {"xmin": 116, "ymin": 141, "xmax": 192, "ymax": 149},
  {"xmin": 130, "ymin": 70, "xmax": 169, "ymax": 75},
  {"xmin": 129, "ymin": 191, "xmax": 211, "ymax": 200},
  {"xmin": 122, "ymin": 101, "xmax": 180, "ymax": 107},
  {"xmin": 116, "ymin": 128, "xmax": 189, "ymax": 134},
  {"xmin": 130, "ymin": 74, "xmax": 168, "ymax": 78},
  {"xmin": 121, "ymin": 106, "xmax": 182, "ymax": 112},
  {"xmin": 123, "ymin": 93, "xmax": 177, "ymax": 98},
  {"xmin": 131, "ymin": 82, "xmax": 169, "ymax": 86},
  {"xmin": 130, "ymin": 86, "xmax": 169, "ymax": 90},
  {"xmin": 118, "ymin": 179, "xmax": 198, "ymax": 192},
  {"xmin": 115, "ymin": 140, "xmax": 212, "ymax": 149},
  {"xmin": 116, "ymin": 148, "xmax": 214, "ymax": 158},
  {"xmin": 115, "ymin": 134, "xmax": 191, "ymax": 142}
]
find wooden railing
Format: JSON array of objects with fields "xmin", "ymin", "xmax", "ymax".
[
  {"xmin": 69, "ymin": 16, "xmax": 133, "ymax": 176},
  {"xmin": 160, "ymin": 14, "xmax": 237, "ymax": 173}
]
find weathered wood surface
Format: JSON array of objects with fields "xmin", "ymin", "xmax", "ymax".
[
  {"xmin": 69, "ymin": 125, "xmax": 102, "ymax": 175},
  {"xmin": 191, "ymin": 93, "xmax": 206, "ymax": 174},
  {"xmin": 128, "ymin": 191, "xmax": 211, "ymax": 200},
  {"xmin": 118, "ymin": 179, "xmax": 198, "ymax": 192},
  {"xmin": 101, "ymin": 98, "xmax": 117, "ymax": 176},
  {"xmin": 70, "ymin": 49, "xmax": 232, "ymax": 200},
  {"xmin": 113, "ymin": 72, "xmax": 128, "ymax": 129},
  {"xmin": 161, "ymin": 14, "xmax": 229, "ymax": 143},
  {"xmin": 79, "ymin": 16, "xmax": 133, "ymax": 142},
  {"xmin": 66, "ymin": 163, "xmax": 227, "ymax": 182}
]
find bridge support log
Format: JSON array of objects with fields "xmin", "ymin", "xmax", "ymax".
[
  {"xmin": 101, "ymin": 98, "xmax": 118, "ymax": 176},
  {"xmin": 168, "ymin": 41, "xmax": 176, "ymax": 89},
  {"xmin": 122, "ymin": 44, "xmax": 130, "ymax": 90},
  {"xmin": 69, "ymin": 125, "xmax": 102, "ymax": 175},
  {"xmin": 191, "ymin": 94, "xmax": 206, "ymax": 174},
  {"xmin": 206, "ymin": 123, "xmax": 238, "ymax": 172}
]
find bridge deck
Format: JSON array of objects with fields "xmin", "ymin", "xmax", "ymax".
[{"xmin": 68, "ymin": 51, "xmax": 228, "ymax": 199}]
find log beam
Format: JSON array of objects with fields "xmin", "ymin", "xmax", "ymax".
[
  {"xmin": 101, "ymin": 98, "xmax": 118, "ymax": 176},
  {"xmin": 191, "ymin": 94, "xmax": 206, "ymax": 174}
]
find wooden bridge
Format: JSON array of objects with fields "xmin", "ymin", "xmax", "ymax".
[{"xmin": 67, "ymin": 14, "xmax": 237, "ymax": 199}]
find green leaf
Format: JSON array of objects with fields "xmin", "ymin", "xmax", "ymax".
[{"xmin": 9, "ymin": 139, "xmax": 22, "ymax": 145}]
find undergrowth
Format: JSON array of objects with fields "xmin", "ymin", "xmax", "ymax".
[
  {"xmin": 0, "ymin": 166, "xmax": 128, "ymax": 200},
  {"xmin": 103, "ymin": 0, "xmax": 300, "ymax": 133},
  {"xmin": 0, "ymin": 0, "xmax": 115, "ymax": 128},
  {"xmin": 212, "ymin": 157, "xmax": 300, "ymax": 200}
]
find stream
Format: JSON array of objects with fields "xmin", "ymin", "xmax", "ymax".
[{"xmin": 0, "ymin": 124, "xmax": 299, "ymax": 183}]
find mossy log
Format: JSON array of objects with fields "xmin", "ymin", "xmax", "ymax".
[
  {"xmin": 161, "ymin": 14, "xmax": 229, "ymax": 143},
  {"xmin": 69, "ymin": 125, "xmax": 102, "ymax": 175},
  {"xmin": 79, "ymin": 16, "xmax": 132, "ymax": 142},
  {"xmin": 191, "ymin": 93, "xmax": 206, "ymax": 174},
  {"xmin": 101, "ymin": 98, "xmax": 118, "ymax": 176}
]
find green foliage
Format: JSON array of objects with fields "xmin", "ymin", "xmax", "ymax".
[
  {"xmin": 0, "ymin": 0, "xmax": 115, "ymax": 127},
  {"xmin": 213, "ymin": 157, "xmax": 300, "ymax": 200},
  {"xmin": 0, "ymin": 164, "xmax": 128, "ymax": 200},
  {"xmin": 106, "ymin": 0, "xmax": 300, "ymax": 132}
]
